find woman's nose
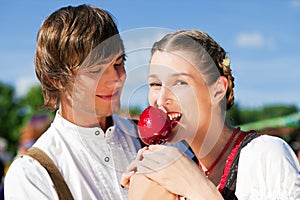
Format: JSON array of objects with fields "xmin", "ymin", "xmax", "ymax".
[{"xmin": 156, "ymin": 86, "xmax": 173, "ymax": 108}]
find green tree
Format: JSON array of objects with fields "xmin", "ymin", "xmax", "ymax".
[
  {"xmin": 0, "ymin": 83, "xmax": 54, "ymax": 155},
  {"xmin": 261, "ymin": 105, "xmax": 298, "ymax": 119},
  {"xmin": 19, "ymin": 85, "xmax": 46, "ymax": 115},
  {"xmin": 0, "ymin": 82, "xmax": 23, "ymax": 153},
  {"xmin": 240, "ymin": 105, "xmax": 298, "ymax": 124},
  {"xmin": 226, "ymin": 103, "xmax": 242, "ymax": 125},
  {"xmin": 129, "ymin": 106, "xmax": 142, "ymax": 117},
  {"xmin": 227, "ymin": 102, "xmax": 299, "ymax": 125}
]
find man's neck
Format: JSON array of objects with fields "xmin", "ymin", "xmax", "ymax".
[
  {"xmin": 101, "ymin": 115, "xmax": 113, "ymax": 132},
  {"xmin": 58, "ymin": 107, "xmax": 114, "ymax": 131}
]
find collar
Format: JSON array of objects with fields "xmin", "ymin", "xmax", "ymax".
[{"xmin": 52, "ymin": 112, "xmax": 115, "ymax": 139}]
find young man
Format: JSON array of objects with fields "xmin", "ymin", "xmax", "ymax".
[{"xmin": 5, "ymin": 5, "xmax": 141, "ymax": 199}]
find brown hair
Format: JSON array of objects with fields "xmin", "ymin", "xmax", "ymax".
[
  {"xmin": 151, "ymin": 30, "xmax": 235, "ymax": 110},
  {"xmin": 34, "ymin": 4, "xmax": 123, "ymax": 111}
]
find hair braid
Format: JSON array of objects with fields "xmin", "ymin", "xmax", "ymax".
[
  {"xmin": 218, "ymin": 54, "xmax": 235, "ymax": 110},
  {"xmin": 181, "ymin": 30, "xmax": 235, "ymax": 110}
]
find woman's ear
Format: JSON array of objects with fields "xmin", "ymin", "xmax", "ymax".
[{"xmin": 212, "ymin": 76, "xmax": 228, "ymax": 104}]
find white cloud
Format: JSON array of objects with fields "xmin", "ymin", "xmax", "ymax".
[
  {"xmin": 121, "ymin": 27, "xmax": 173, "ymax": 56},
  {"xmin": 290, "ymin": 0, "xmax": 300, "ymax": 8},
  {"xmin": 235, "ymin": 32, "xmax": 276, "ymax": 50},
  {"xmin": 15, "ymin": 76, "xmax": 39, "ymax": 97},
  {"xmin": 236, "ymin": 32, "xmax": 265, "ymax": 48}
]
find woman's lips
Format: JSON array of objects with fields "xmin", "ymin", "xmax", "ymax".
[{"xmin": 167, "ymin": 112, "xmax": 182, "ymax": 127}]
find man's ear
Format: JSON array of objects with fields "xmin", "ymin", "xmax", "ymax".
[{"xmin": 212, "ymin": 76, "xmax": 228, "ymax": 104}]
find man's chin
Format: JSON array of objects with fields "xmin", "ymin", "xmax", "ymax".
[
  {"xmin": 95, "ymin": 106, "xmax": 120, "ymax": 117},
  {"xmin": 111, "ymin": 102, "xmax": 121, "ymax": 113}
]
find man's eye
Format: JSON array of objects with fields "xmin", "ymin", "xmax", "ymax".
[
  {"xmin": 88, "ymin": 69, "xmax": 102, "ymax": 74},
  {"xmin": 149, "ymin": 82, "xmax": 162, "ymax": 87},
  {"xmin": 114, "ymin": 57, "xmax": 126, "ymax": 68},
  {"xmin": 114, "ymin": 62, "xmax": 124, "ymax": 68}
]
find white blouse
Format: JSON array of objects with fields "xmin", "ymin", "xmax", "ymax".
[
  {"xmin": 4, "ymin": 113, "xmax": 141, "ymax": 200},
  {"xmin": 236, "ymin": 135, "xmax": 300, "ymax": 199}
]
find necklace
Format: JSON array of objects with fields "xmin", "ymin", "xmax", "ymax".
[{"xmin": 201, "ymin": 127, "xmax": 240, "ymax": 176}]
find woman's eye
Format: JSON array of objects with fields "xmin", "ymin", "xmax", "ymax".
[{"xmin": 174, "ymin": 80, "xmax": 187, "ymax": 86}]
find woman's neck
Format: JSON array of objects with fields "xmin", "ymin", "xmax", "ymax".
[{"xmin": 191, "ymin": 126, "xmax": 236, "ymax": 185}]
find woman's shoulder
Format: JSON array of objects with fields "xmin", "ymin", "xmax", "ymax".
[
  {"xmin": 236, "ymin": 134, "xmax": 300, "ymax": 199},
  {"xmin": 241, "ymin": 134, "xmax": 299, "ymax": 166},
  {"xmin": 243, "ymin": 134, "xmax": 293, "ymax": 153},
  {"xmin": 243, "ymin": 134, "xmax": 295, "ymax": 158}
]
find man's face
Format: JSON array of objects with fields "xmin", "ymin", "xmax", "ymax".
[{"xmin": 72, "ymin": 53, "xmax": 126, "ymax": 119}]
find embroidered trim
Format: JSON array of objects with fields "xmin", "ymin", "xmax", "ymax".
[{"xmin": 219, "ymin": 130, "xmax": 261, "ymax": 192}]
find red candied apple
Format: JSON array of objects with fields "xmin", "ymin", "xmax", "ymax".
[{"xmin": 138, "ymin": 106, "xmax": 173, "ymax": 145}]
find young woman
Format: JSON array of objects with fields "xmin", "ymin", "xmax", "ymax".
[{"xmin": 122, "ymin": 30, "xmax": 300, "ymax": 199}]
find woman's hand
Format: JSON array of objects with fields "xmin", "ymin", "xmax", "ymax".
[
  {"xmin": 137, "ymin": 145, "xmax": 223, "ymax": 200},
  {"xmin": 120, "ymin": 147, "xmax": 148, "ymax": 188},
  {"xmin": 128, "ymin": 173, "xmax": 177, "ymax": 200}
]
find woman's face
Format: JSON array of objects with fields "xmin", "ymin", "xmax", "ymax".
[{"xmin": 148, "ymin": 51, "xmax": 213, "ymax": 143}]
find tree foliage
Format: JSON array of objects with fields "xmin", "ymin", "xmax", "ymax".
[
  {"xmin": 0, "ymin": 83, "xmax": 53, "ymax": 155},
  {"xmin": 227, "ymin": 102, "xmax": 299, "ymax": 125},
  {"xmin": 0, "ymin": 83, "xmax": 23, "ymax": 153},
  {"xmin": 19, "ymin": 85, "xmax": 45, "ymax": 113}
]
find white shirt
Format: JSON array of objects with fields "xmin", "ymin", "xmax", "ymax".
[
  {"xmin": 236, "ymin": 135, "xmax": 300, "ymax": 200},
  {"xmin": 4, "ymin": 113, "xmax": 141, "ymax": 200}
]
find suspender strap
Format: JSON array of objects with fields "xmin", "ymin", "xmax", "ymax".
[{"xmin": 23, "ymin": 147, "xmax": 74, "ymax": 200}]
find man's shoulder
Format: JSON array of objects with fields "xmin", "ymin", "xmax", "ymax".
[
  {"xmin": 5, "ymin": 153, "xmax": 49, "ymax": 183},
  {"xmin": 4, "ymin": 153, "xmax": 56, "ymax": 199}
]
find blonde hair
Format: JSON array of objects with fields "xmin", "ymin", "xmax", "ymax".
[
  {"xmin": 151, "ymin": 30, "xmax": 235, "ymax": 110},
  {"xmin": 34, "ymin": 5, "xmax": 123, "ymax": 111}
]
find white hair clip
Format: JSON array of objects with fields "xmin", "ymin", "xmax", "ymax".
[{"xmin": 222, "ymin": 54, "xmax": 231, "ymax": 68}]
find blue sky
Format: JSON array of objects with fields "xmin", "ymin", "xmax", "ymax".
[{"xmin": 1, "ymin": 0, "xmax": 300, "ymax": 109}]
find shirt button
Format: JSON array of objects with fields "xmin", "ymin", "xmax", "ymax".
[
  {"xmin": 104, "ymin": 157, "xmax": 110, "ymax": 162},
  {"xmin": 95, "ymin": 130, "xmax": 100, "ymax": 136}
]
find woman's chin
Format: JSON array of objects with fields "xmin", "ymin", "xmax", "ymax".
[{"xmin": 167, "ymin": 128, "xmax": 184, "ymax": 143}]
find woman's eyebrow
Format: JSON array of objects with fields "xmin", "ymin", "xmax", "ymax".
[
  {"xmin": 148, "ymin": 73, "xmax": 194, "ymax": 79},
  {"xmin": 148, "ymin": 74, "xmax": 157, "ymax": 79},
  {"xmin": 170, "ymin": 72, "xmax": 194, "ymax": 78}
]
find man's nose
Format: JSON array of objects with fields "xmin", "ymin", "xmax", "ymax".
[{"xmin": 103, "ymin": 65, "xmax": 125, "ymax": 87}]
